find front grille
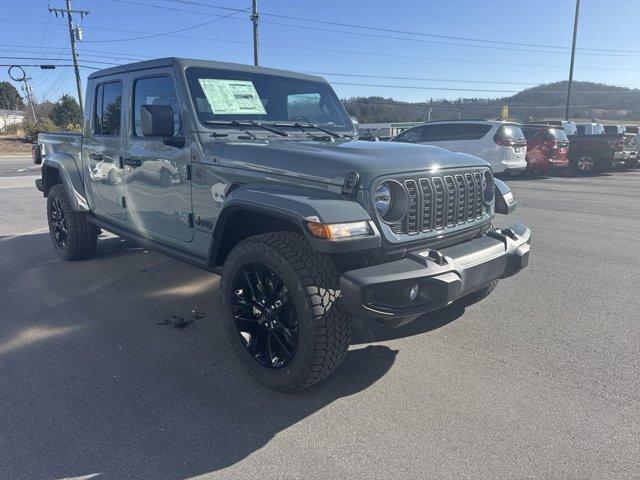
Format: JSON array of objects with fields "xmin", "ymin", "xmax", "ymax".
[{"xmin": 389, "ymin": 169, "xmax": 489, "ymax": 235}]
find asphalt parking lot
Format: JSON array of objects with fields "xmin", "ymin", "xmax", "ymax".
[{"xmin": 1, "ymin": 154, "xmax": 639, "ymax": 480}]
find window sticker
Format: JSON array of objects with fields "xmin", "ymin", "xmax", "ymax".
[{"xmin": 197, "ymin": 79, "xmax": 266, "ymax": 115}]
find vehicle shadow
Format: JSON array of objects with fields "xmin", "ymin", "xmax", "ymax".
[
  {"xmin": 501, "ymin": 169, "xmax": 613, "ymax": 181},
  {"xmin": 0, "ymin": 233, "xmax": 398, "ymax": 479},
  {"xmin": 352, "ymin": 304, "xmax": 465, "ymax": 345}
]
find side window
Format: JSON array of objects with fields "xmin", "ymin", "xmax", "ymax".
[
  {"xmin": 286, "ymin": 93, "xmax": 328, "ymax": 123},
  {"xmin": 422, "ymin": 124, "xmax": 453, "ymax": 141},
  {"xmin": 393, "ymin": 126, "xmax": 423, "ymax": 143},
  {"xmin": 94, "ymin": 81, "xmax": 123, "ymax": 136},
  {"xmin": 460, "ymin": 124, "xmax": 492, "ymax": 140},
  {"xmin": 133, "ymin": 76, "xmax": 181, "ymax": 137}
]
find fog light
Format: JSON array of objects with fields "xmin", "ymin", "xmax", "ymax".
[{"xmin": 408, "ymin": 283, "xmax": 419, "ymax": 301}]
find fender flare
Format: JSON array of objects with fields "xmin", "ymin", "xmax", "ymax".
[
  {"xmin": 209, "ymin": 183, "xmax": 381, "ymax": 266},
  {"xmin": 42, "ymin": 153, "xmax": 89, "ymax": 212}
]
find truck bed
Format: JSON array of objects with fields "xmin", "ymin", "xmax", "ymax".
[{"xmin": 38, "ymin": 132, "xmax": 83, "ymax": 171}]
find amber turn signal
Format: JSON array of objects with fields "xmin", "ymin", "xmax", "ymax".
[{"xmin": 306, "ymin": 220, "xmax": 371, "ymax": 239}]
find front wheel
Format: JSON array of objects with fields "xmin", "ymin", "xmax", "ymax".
[
  {"xmin": 47, "ymin": 184, "xmax": 98, "ymax": 261},
  {"xmin": 220, "ymin": 232, "xmax": 351, "ymax": 392}
]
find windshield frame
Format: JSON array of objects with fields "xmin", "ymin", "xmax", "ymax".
[{"xmin": 183, "ymin": 66, "xmax": 355, "ymax": 134}]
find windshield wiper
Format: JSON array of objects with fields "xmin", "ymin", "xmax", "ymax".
[
  {"xmin": 292, "ymin": 122, "xmax": 344, "ymax": 139},
  {"xmin": 204, "ymin": 119, "xmax": 289, "ymax": 138},
  {"xmin": 204, "ymin": 120, "xmax": 259, "ymax": 139},
  {"xmin": 247, "ymin": 120, "xmax": 289, "ymax": 137}
]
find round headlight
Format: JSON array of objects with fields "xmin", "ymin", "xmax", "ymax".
[
  {"xmin": 373, "ymin": 180, "xmax": 409, "ymax": 224},
  {"xmin": 483, "ymin": 171, "xmax": 494, "ymax": 203},
  {"xmin": 374, "ymin": 183, "xmax": 391, "ymax": 216}
]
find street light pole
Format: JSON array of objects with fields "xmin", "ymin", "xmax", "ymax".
[{"xmin": 565, "ymin": 0, "xmax": 581, "ymax": 121}]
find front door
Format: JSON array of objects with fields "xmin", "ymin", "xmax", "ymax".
[
  {"xmin": 84, "ymin": 78, "xmax": 126, "ymax": 221},
  {"xmin": 123, "ymin": 73, "xmax": 193, "ymax": 242}
]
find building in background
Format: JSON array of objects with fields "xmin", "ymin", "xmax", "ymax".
[
  {"xmin": 356, "ymin": 122, "xmax": 422, "ymax": 139},
  {"xmin": 0, "ymin": 110, "xmax": 25, "ymax": 132}
]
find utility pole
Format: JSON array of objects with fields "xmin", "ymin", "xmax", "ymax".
[
  {"xmin": 427, "ymin": 98, "xmax": 433, "ymax": 122},
  {"xmin": 251, "ymin": 0, "xmax": 259, "ymax": 66},
  {"xmin": 565, "ymin": 0, "xmax": 581, "ymax": 121},
  {"xmin": 22, "ymin": 77, "xmax": 37, "ymax": 122},
  {"xmin": 49, "ymin": 1, "xmax": 89, "ymax": 113}
]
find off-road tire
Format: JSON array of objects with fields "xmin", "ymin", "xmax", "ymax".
[
  {"xmin": 455, "ymin": 279, "xmax": 498, "ymax": 309},
  {"xmin": 220, "ymin": 232, "xmax": 351, "ymax": 392},
  {"xmin": 47, "ymin": 184, "xmax": 98, "ymax": 261}
]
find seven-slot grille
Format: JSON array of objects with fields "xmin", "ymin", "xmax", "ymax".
[{"xmin": 389, "ymin": 169, "xmax": 488, "ymax": 235}]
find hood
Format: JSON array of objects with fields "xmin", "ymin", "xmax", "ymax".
[{"xmin": 209, "ymin": 138, "xmax": 489, "ymax": 188}]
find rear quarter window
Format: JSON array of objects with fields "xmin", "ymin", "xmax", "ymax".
[{"xmin": 93, "ymin": 81, "xmax": 123, "ymax": 136}]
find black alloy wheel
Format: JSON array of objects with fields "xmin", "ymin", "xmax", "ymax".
[
  {"xmin": 50, "ymin": 196, "xmax": 68, "ymax": 249},
  {"xmin": 231, "ymin": 262, "xmax": 299, "ymax": 369}
]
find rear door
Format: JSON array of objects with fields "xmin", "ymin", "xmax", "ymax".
[
  {"xmin": 84, "ymin": 78, "xmax": 126, "ymax": 221},
  {"xmin": 123, "ymin": 71, "xmax": 193, "ymax": 242}
]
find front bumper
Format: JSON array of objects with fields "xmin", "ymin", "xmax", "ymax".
[{"xmin": 340, "ymin": 223, "xmax": 531, "ymax": 321}]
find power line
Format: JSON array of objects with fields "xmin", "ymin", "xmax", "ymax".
[
  {"xmin": 3, "ymin": 19, "xmax": 637, "ymax": 73},
  {"xmin": 82, "ymin": 7, "xmax": 249, "ymax": 43},
  {"xmin": 0, "ymin": 56, "xmax": 120, "ymax": 66},
  {"xmin": 136, "ymin": 0, "xmax": 640, "ymax": 56}
]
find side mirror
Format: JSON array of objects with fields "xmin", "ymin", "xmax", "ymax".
[
  {"xmin": 494, "ymin": 178, "xmax": 517, "ymax": 215},
  {"xmin": 32, "ymin": 144, "xmax": 42, "ymax": 165},
  {"xmin": 141, "ymin": 104, "xmax": 174, "ymax": 137}
]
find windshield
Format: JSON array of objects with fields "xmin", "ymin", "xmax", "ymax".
[{"xmin": 185, "ymin": 67, "xmax": 353, "ymax": 131}]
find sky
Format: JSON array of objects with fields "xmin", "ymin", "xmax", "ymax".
[{"xmin": 1, "ymin": 0, "xmax": 640, "ymax": 106}]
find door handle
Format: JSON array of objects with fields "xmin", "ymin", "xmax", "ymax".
[
  {"xmin": 122, "ymin": 157, "xmax": 142, "ymax": 167},
  {"xmin": 89, "ymin": 153, "xmax": 103, "ymax": 161}
]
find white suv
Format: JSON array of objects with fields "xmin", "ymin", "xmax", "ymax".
[{"xmin": 391, "ymin": 120, "xmax": 527, "ymax": 174}]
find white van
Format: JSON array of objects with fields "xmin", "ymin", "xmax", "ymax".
[{"xmin": 390, "ymin": 120, "xmax": 527, "ymax": 174}]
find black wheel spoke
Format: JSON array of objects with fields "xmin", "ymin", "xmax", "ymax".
[
  {"xmin": 231, "ymin": 261, "xmax": 299, "ymax": 370},
  {"xmin": 271, "ymin": 330, "xmax": 293, "ymax": 360},
  {"xmin": 242, "ymin": 270, "xmax": 258, "ymax": 301},
  {"xmin": 252, "ymin": 265, "xmax": 269, "ymax": 303},
  {"xmin": 266, "ymin": 332, "xmax": 275, "ymax": 366}
]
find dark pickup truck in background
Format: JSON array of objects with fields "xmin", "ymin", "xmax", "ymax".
[{"xmin": 567, "ymin": 129, "xmax": 636, "ymax": 173}]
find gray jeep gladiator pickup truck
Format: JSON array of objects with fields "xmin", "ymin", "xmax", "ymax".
[{"xmin": 33, "ymin": 57, "xmax": 530, "ymax": 392}]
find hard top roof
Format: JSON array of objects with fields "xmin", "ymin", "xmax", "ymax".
[{"xmin": 87, "ymin": 57, "xmax": 325, "ymax": 83}]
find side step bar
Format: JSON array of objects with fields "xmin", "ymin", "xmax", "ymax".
[{"xmin": 86, "ymin": 214, "xmax": 218, "ymax": 273}]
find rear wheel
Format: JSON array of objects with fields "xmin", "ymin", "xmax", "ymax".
[
  {"xmin": 220, "ymin": 232, "xmax": 351, "ymax": 392},
  {"xmin": 47, "ymin": 184, "xmax": 98, "ymax": 261},
  {"xmin": 574, "ymin": 156, "xmax": 596, "ymax": 174}
]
